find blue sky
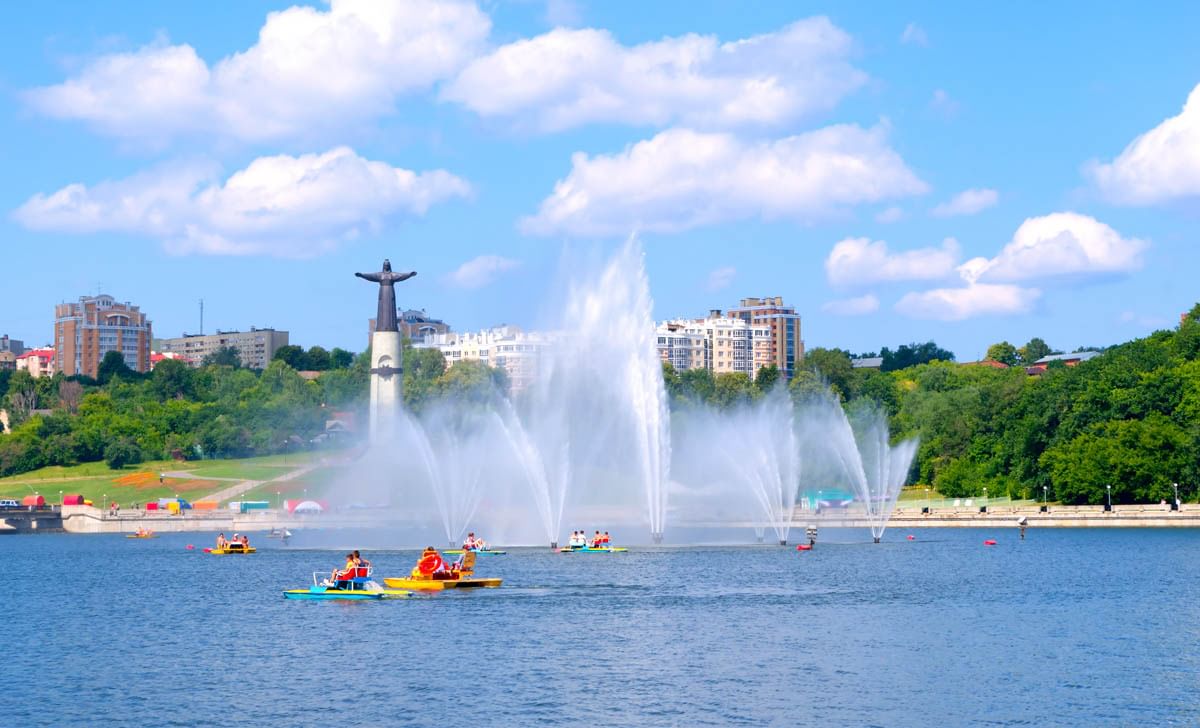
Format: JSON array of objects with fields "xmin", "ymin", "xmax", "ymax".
[{"xmin": 2, "ymin": 0, "xmax": 1199, "ymax": 359}]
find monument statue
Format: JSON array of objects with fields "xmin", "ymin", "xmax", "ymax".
[
  {"xmin": 355, "ymin": 259, "xmax": 416, "ymax": 332},
  {"xmin": 356, "ymin": 258, "xmax": 415, "ymax": 441}
]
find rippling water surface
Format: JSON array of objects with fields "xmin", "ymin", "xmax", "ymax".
[{"xmin": 2, "ymin": 528, "xmax": 1198, "ymax": 726}]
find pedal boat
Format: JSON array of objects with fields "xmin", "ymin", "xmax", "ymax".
[
  {"xmin": 557, "ymin": 546, "xmax": 627, "ymax": 553},
  {"xmin": 382, "ymin": 574, "xmax": 502, "ymax": 591},
  {"xmin": 444, "ymin": 548, "xmax": 506, "ymax": 555},
  {"xmin": 284, "ymin": 570, "xmax": 409, "ymax": 600},
  {"xmin": 125, "ymin": 533, "xmax": 158, "ymax": 539},
  {"xmin": 210, "ymin": 543, "xmax": 257, "ymax": 554}
]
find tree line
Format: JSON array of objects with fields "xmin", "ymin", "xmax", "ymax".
[{"xmin": 4, "ymin": 311, "xmax": 1199, "ymax": 505}]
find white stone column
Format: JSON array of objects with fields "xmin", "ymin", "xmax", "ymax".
[{"xmin": 369, "ymin": 331, "xmax": 402, "ymax": 442}]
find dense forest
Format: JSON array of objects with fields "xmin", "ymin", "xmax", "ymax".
[{"xmin": 3, "ymin": 305, "xmax": 1198, "ymax": 505}]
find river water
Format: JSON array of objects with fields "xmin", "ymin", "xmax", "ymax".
[{"xmin": 2, "ymin": 528, "xmax": 1197, "ymax": 726}]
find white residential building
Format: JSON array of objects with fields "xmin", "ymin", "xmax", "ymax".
[
  {"xmin": 418, "ymin": 325, "xmax": 558, "ymax": 393},
  {"xmin": 657, "ymin": 312, "xmax": 772, "ymax": 376}
]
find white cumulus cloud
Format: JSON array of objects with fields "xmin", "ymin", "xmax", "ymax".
[
  {"xmin": 960, "ymin": 211, "xmax": 1146, "ymax": 283},
  {"xmin": 442, "ymin": 17, "xmax": 866, "ymax": 132},
  {"xmin": 521, "ymin": 124, "xmax": 926, "ymax": 237},
  {"xmin": 1087, "ymin": 83, "xmax": 1200, "ymax": 205},
  {"xmin": 24, "ymin": 0, "xmax": 491, "ymax": 143},
  {"xmin": 821, "ymin": 294, "xmax": 880, "ymax": 316},
  {"xmin": 895, "ymin": 284, "xmax": 1040, "ymax": 321},
  {"xmin": 445, "ymin": 254, "xmax": 520, "ymax": 288},
  {"xmin": 13, "ymin": 147, "xmax": 470, "ymax": 256},
  {"xmin": 705, "ymin": 266, "xmax": 737, "ymax": 292},
  {"xmin": 931, "ymin": 188, "xmax": 998, "ymax": 217},
  {"xmin": 825, "ymin": 236, "xmax": 959, "ymax": 288}
]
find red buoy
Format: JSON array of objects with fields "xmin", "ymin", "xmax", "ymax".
[
  {"xmin": 984, "ymin": 539, "xmax": 997, "ymax": 546},
  {"xmin": 906, "ymin": 535, "xmax": 915, "ymax": 540},
  {"xmin": 796, "ymin": 544, "xmax": 813, "ymax": 551},
  {"xmin": 185, "ymin": 544, "xmax": 194, "ymax": 550}
]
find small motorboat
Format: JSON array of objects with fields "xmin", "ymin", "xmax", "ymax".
[
  {"xmin": 556, "ymin": 546, "xmax": 627, "ymax": 553},
  {"xmin": 209, "ymin": 543, "xmax": 257, "ymax": 555},
  {"xmin": 445, "ymin": 548, "xmax": 506, "ymax": 555},
  {"xmin": 284, "ymin": 570, "xmax": 408, "ymax": 600}
]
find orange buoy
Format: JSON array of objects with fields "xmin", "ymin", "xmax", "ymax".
[
  {"xmin": 796, "ymin": 544, "xmax": 813, "ymax": 551},
  {"xmin": 984, "ymin": 539, "xmax": 997, "ymax": 546}
]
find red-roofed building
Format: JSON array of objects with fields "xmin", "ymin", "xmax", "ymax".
[{"xmin": 16, "ymin": 347, "xmax": 55, "ymax": 378}]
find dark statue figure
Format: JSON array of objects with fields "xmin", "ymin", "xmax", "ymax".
[{"xmin": 355, "ymin": 259, "xmax": 416, "ymax": 333}]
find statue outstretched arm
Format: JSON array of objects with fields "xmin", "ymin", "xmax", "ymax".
[
  {"xmin": 355, "ymin": 272, "xmax": 383, "ymax": 282},
  {"xmin": 393, "ymin": 271, "xmax": 417, "ymax": 282}
]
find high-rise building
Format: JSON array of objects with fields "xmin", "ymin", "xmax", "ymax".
[
  {"xmin": 655, "ymin": 321, "xmax": 706, "ymax": 371},
  {"xmin": 54, "ymin": 295, "xmax": 152, "ymax": 377},
  {"xmin": 726, "ymin": 297, "xmax": 804, "ymax": 378},
  {"xmin": 156, "ymin": 327, "xmax": 289, "ymax": 369}
]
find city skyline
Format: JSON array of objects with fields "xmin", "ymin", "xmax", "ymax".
[{"xmin": 3, "ymin": 1, "xmax": 1199, "ymax": 359}]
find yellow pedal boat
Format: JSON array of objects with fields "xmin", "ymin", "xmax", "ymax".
[
  {"xmin": 209, "ymin": 545, "xmax": 257, "ymax": 554},
  {"xmin": 382, "ymin": 576, "xmax": 501, "ymax": 591},
  {"xmin": 125, "ymin": 533, "xmax": 158, "ymax": 539}
]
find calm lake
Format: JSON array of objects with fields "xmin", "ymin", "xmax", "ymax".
[{"xmin": 2, "ymin": 528, "xmax": 1197, "ymax": 726}]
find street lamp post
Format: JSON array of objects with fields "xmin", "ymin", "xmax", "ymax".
[
  {"xmin": 1173, "ymin": 482, "xmax": 1179, "ymax": 510},
  {"xmin": 103, "ymin": 493, "xmax": 107, "ymax": 514},
  {"xmin": 1106, "ymin": 484, "xmax": 1112, "ymax": 511}
]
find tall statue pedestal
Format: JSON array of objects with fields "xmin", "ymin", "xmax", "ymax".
[{"xmin": 369, "ymin": 331, "xmax": 402, "ymax": 442}]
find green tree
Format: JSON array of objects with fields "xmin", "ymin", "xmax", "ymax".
[
  {"xmin": 150, "ymin": 358, "xmax": 193, "ymax": 400},
  {"xmin": 711, "ymin": 372, "xmax": 756, "ymax": 409},
  {"xmin": 804, "ymin": 348, "xmax": 854, "ymax": 399},
  {"xmin": 330, "ymin": 347, "xmax": 354, "ymax": 369},
  {"xmin": 1018, "ymin": 337, "xmax": 1054, "ymax": 364},
  {"xmin": 676, "ymin": 368, "xmax": 716, "ymax": 407},
  {"xmin": 755, "ymin": 365, "xmax": 781, "ymax": 392},
  {"xmin": 97, "ymin": 351, "xmax": 134, "ymax": 384},
  {"xmin": 202, "ymin": 346, "xmax": 242, "ymax": 368},
  {"xmin": 104, "ymin": 438, "xmax": 143, "ymax": 469},
  {"xmin": 985, "ymin": 341, "xmax": 1020, "ymax": 366},
  {"xmin": 787, "ymin": 369, "xmax": 828, "ymax": 404},
  {"xmin": 304, "ymin": 346, "xmax": 331, "ymax": 371},
  {"xmin": 273, "ymin": 345, "xmax": 307, "ymax": 369},
  {"xmin": 880, "ymin": 341, "xmax": 955, "ymax": 371}
]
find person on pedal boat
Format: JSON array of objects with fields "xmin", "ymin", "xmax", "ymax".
[
  {"xmin": 330, "ymin": 553, "xmax": 356, "ymax": 585},
  {"xmin": 591, "ymin": 530, "xmax": 603, "ymax": 548},
  {"xmin": 215, "ymin": 533, "xmax": 227, "ymax": 549}
]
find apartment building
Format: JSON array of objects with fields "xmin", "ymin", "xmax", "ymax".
[
  {"xmin": 418, "ymin": 325, "xmax": 556, "ymax": 393},
  {"xmin": 157, "ymin": 327, "xmax": 289, "ymax": 369},
  {"xmin": 657, "ymin": 313, "xmax": 772, "ymax": 376},
  {"xmin": 54, "ymin": 295, "xmax": 152, "ymax": 377},
  {"xmin": 726, "ymin": 297, "xmax": 804, "ymax": 378},
  {"xmin": 15, "ymin": 348, "xmax": 55, "ymax": 377}
]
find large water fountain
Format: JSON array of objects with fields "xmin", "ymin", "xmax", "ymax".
[{"xmin": 353, "ymin": 238, "xmax": 916, "ymax": 546}]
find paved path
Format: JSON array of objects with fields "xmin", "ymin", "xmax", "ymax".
[{"xmin": 194, "ymin": 464, "xmax": 320, "ymax": 504}]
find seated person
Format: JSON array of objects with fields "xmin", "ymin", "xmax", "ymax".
[
  {"xmin": 216, "ymin": 533, "xmax": 227, "ymax": 549},
  {"xmin": 240, "ymin": 534, "xmax": 250, "ymax": 548},
  {"xmin": 591, "ymin": 530, "xmax": 603, "ymax": 548},
  {"xmin": 463, "ymin": 532, "xmax": 477, "ymax": 550},
  {"xmin": 602, "ymin": 531, "xmax": 611, "ymax": 545},
  {"xmin": 412, "ymin": 547, "xmax": 446, "ymax": 578},
  {"xmin": 352, "ymin": 550, "xmax": 370, "ymax": 576},
  {"xmin": 330, "ymin": 553, "xmax": 356, "ymax": 586}
]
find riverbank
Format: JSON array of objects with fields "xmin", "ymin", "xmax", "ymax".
[{"xmin": 799, "ymin": 502, "xmax": 1200, "ymax": 529}]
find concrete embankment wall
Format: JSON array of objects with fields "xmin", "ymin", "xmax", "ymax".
[{"xmin": 59, "ymin": 506, "xmax": 381, "ymax": 534}]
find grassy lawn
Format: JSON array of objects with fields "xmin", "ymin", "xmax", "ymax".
[
  {"xmin": 234, "ymin": 465, "xmax": 344, "ymax": 504},
  {"xmin": 0, "ymin": 452, "xmax": 332, "ymax": 506},
  {"xmin": 0, "ymin": 472, "xmax": 224, "ymax": 507}
]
